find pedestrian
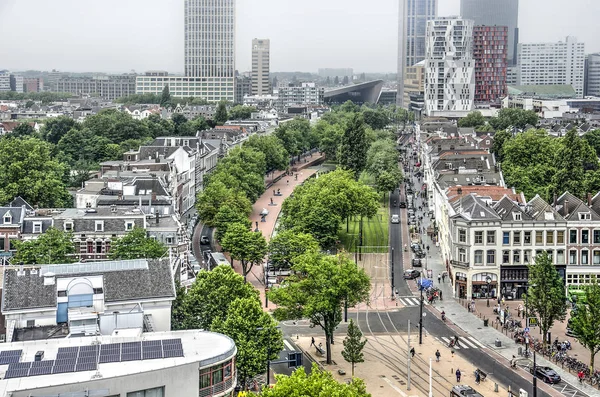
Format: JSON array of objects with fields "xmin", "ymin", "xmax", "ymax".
[
  {"xmin": 578, "ymin": 369, "xmax": 585, "ymax": 383},
  {"xmin": 475, "ymin": 370, "xmax": 481, "ymax": 384},
  {"xmin": 318, "ymin": 342, "xmax": 323, "ymax": 351},
  {"xmin": 310, "ymin": 337, "xmax": 315, "ymax": 347},
  {"xmin": 456, "ymin": 368, "xmax": 461, "ymax": 382},
  {"xmin": 427, "ymin": 245, "xmax": 430, "ymax": 252},
  {"xmin": 410, "ymin": 347, "xmax": 415, "ymax": 357},
  {"xmin": 440, "ymin": 290, "xmax": 443, "ymax": 301},
  {"xmin": 441, "ymin": 273, "xmax": 445, "ymax": 282},
  {"xmin": 438, "ymin": 274, "xmax": 441, "ymax": 283},
  {"xmin": 287, "ymin": 180, "xmax": 289, "ymax": 185},
  {"xmin": 435, "ymin": 349, "xmax": 441, "ymax": 362}
]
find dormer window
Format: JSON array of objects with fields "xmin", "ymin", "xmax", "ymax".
[
  {"xmin": 64, "ymin": 222, "xmax": 73, "ymax": 232},
  {"xmin": 125, "ymin": 221, "xmax": 134, "ymax": 231},
  {"xmin": 513, "ymin": 213, "xmax": 522, "ymax": 221},
  {"xmin": 579, "ymin": 213, "xmax": 592, "ymax": 221},
  {"xmin": 33, "ymin": 222, "xmax": 42, "ymax": 234},
  {"xmin": 95, "ymin": 221, "xmax": 104, "ymax": 232},
  {"xmin": 3, "ymin": 212, "xmax": 12, "ymax": 224}
]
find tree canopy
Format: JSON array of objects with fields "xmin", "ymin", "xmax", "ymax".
[
  {"xmin": 12, "ymin": 228, "xmax": 75, "ymax": 264},
  {"xmin": 489, "ymin": 108, "xmax": 538, "ymax": 131},
  {"xmin": 108, "ymin": 227, "xmax": 167, "ymax": 260},
  {"xmin": 338, "ymin": 113, "xmax": 369, "ymax": 178},
  {"xmin": 214, "ymin": 101, "xmax": 229, "ymax": 125},
  {"xmin": 342, "ymin": 319, "xmax": 367, "ymax": 377},
  {"xmin": 274, "ymin": 118, "xmax": 314, "ymax": 156},
  {"xmin": 243, "ymin": 135, "xmax": 289, "ymax": 172},
  {"xmin": 221, "ymin": 223, "xmax": 268, "ymax": 281},
  {"xmin": 267, "ymin": 230, "xmax": 320, "ymax": 270},
  {"xmin": 569, "ymin": 280, "xmax": 600, "ymax": 373},
  {"xmin": 458, "ymin": 111, "xmax": 486, "ymax": 128},
  {"xmin": 228, "ymin": 105, "xmax": 257, "ymax": 120}
]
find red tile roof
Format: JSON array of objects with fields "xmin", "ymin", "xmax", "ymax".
[{"xmin": 446, "ymin": 186, "xmax": 524, "ymax": 204}]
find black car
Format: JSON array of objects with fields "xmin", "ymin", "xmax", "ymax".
[
  {"xmin": 403, "ymin": 269, "xmax": 421, "ymax": 279},
  {"xmin": 411, "ymin": 258, "xmax": 422, "ymax": 267},
  {"xmin": 450, "ymin": 385, "xmax": 484, "ymax": 397},
  {"xmin": 200, "ymin": 235, "xmax": 210, "ymax": 245},
  {"xmin": 399, "ymin": 201, "xmax": 407, "ymax": 208},
  {"xmin": 529, "ymin": 366, "xmax": 561, "ymax": 384}
]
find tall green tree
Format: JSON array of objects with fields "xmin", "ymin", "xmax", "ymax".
[
  {"xmin": 267, "ymin": 230, "xmax": 320, "ymax": 270},
  {"xmin": 269, "ymin": 253, "xmax": 371, "ymax": 364},
  {"xmin": 342, "ymin": 319, "xmax": 367, "ymax": 377},
  {"xmin": 214, "ymin": 101, "xmax": 229, "ymax": 125},
  {"xmin": 489, "ymin": 108, "xmax": 538, "ymax": 131},
  {"xmin": 170, "ymin": 281, "xmax": 188, "ymax": 330},
  {"xmin": 569, "ymin": 280, "xmax": 600, "ymax": 373},
  {"xmin": 211, "ymin": 297, "xmax": 283, "ymax": 389},
  {"xmin": 490, "ymin": 129, "xmax": 512, "ymax": 163},
  {"xmin": 261, "ymin": 364, "xmax": 370, "ymax": 397},
  {"xmin": 160, "ymin": 85, "xmax": 171, "ymax": 107},
  {"xmin": 171, "ymin": 113, "xmax": 188, "ymax": 135},
  {"xmin": 221, "ymin": 224, "xmax": 268, "ymax": 282},
  {"xmin": 274, "ymin": 118, "xmax": 312, "ymax": 156},
  {"xmin": 196, "ymin": 181, "xmax": 252, "ymax": 227},
  {"xmin": 42, "ymin": 116, "xmax": 79, "ymax": 144},
  {"xmin": 0, "ymin": 137, "xmax": 71, "ymax": 208},
  {"xmin": 552, "ymin": 129, "xmax": 598, "ymax": 198},
  {"xmin": 526, "ymin": 252, "xmax": 567, "ymax": 346},
  {"xmin": 109, "ymin": 227, "xmax": 167, "ymax": 260},
  {"xmin": 583, "ymin": 129, "xmax": 600, "ymax": 157},
  {"xmin": 361, "ymin": 108, "xmax": 390, "ymax": 130},
  {"xmin": 10, "ymin": 123, "xmax": 37, "ymax": 138},
  {"xmin": 339, "ymin": 113, "xmax": 369, "ymax": 178},
  {"xmin": 228, "ymin": 105, "xmax": 257, "ymax": 120},
  {"xmin": 12, "ymin": 228, "xmax": 76, "ymax": 264},
  {"xmin": 213, "ymin": 208, "xmax": 252, "ymax": 241},
  {"xmin": 458, "ymin": 111, "xmax": 486, "ymax": 128},
  {"xmin": 243, "ymin": 135, "xmax": 289, "ymax": 172}
]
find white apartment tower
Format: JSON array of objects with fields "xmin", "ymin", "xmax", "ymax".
[
  {"xmin": 517, "ymin": 36, "xmax": 585, "ymax": 98},
  {"xmin": 251, "ymin": 38, "xmax": 270, "ymax": 96},
  {"xmin": 424, "ymin": 17, "xmax": 475, "ymax": 117},
  {"xmin": 184, "ymin": 0, "xmax": 236, "ymax": 102}
]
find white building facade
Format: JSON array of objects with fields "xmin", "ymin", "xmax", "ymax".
[
  {"xmin": 517, "ymin": 36, "xmax": 585, "ymax": 98},
  {"xmin": 251, "ymin": 38, "xmax": 270, "ymax": 96},
  {"xmin": 424, "ymin": 17, "xmax": 475, "ymax": 117}
]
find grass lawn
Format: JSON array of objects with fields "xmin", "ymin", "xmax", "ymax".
[{"xmin": 338, "ymin": 197, "xmax": 389, "ymax": 253}]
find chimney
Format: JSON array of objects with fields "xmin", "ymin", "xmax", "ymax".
[
  {"xmin": 553, "ymin": 193, "xmax": 557, "ymax": 208},
  {"xmin": 155, "ymin": 212, "xmax": 160, "ymax": 224},
  {"xmin": 588, "ymin": 193, "xmax": 592, "ymax": 207},
  {"xmin": 565, "ymin": 200, "xmax": 569, "ymax": 217}
]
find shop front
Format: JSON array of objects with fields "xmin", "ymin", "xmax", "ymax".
[
  {"xmin": 471, "ymin": 272, "xmax": 498, "ymax": 299},
  {"xmin": 500, "ymin": 266, "xmax": 528, "ymax": 300},
  {"xmin": 455, "ymin": 272, "xmax": 467, "ymax": 299}
]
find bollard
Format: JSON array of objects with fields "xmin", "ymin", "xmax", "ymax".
[
  {"xmin": 494, "ymin": 383, "xmax": 499, "ymax": 392},
  {"xmin": 451, "ymin": 368, "xmax": 453, "ymax": 375}
]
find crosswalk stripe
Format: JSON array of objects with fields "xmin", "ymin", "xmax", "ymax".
[
  {"xmin": 441, "ymin": 337, "xmax": 451, "ymax": 344},
  {"xmin": 460, "ymin": 338, "xmax": 477, "ymax": 349},
  {"xmin": 467, "ymin": 337, "xmax": 487, "ymax": 349}
]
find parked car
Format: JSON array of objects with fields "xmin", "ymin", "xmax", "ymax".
[
  {"xmin": 403, "ymin": 269, "xmax": 421, "ymax": 279},
  {"xmin": 399, "ymin": 201, "xmax": 407, "ymax": 208},
  {"xmin": 391, "ymin": 214, "xmax": 400, "ymax": 224},
  {"xmin": 529, "ymin": 366, "xmax": 561, "ymax": 384},
  {"xmin": 411, "ymin": 258, "xmax": 422, "ymax": 267},
  {"xmin": 200, "ymin": 235, "xmax": 210, "ymax": 245},
  {"xmin": 450, "ymin": 385, "xmax": 484, "ymax": 397}
]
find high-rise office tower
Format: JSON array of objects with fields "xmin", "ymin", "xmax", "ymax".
[
  {"xmin": 460, "ymin": 0, "xmax": 519, "ymax": 66},
  {"xmin": 473, "ymin": 26, "xmax": 508, "ymax": 103},
  {"xmin": 397, "ymin": 0, "xmax": 438, "ymax": 107},
  {"xmin": 251, "ymin": 39, "xmax": 270, "ymax": 96},
  {"xmin": 184, "ymin": 0, "xmax": 236, "ymax": 102},
  {"xmin": 424, "ymin": 17, "xmax": 475, "ymax": 116},
  {"xmin": 518, "ymin": 36, "xmax": 585, "ymax": 98},
  {"xmin": 585, "ymin": 53, "xmax": 600, "ymax": 97}
]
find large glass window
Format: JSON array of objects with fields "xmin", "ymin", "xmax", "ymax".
[
  {"xmin": 487, "ymin": 231, "xmax": 495, "ymax": 244},
  {"xmin": 503, "ymin": 232, "xmax": 510, "ymax": 245},
  {"xmin": 474, "ymin": 250, "xmax": 483, "ymax": 265},
  {"xmin": 127, "ymin": 387, "xmax": 164, "ymax": 397},
  {"xmin": 486, "ymin": 250, "xmax": 495, "ymax": 265},
  {"xmin": 582, "ymin": 230, "xmax": 589, "ymax": 244},
  {"xmin": 474, "ymin": 231, "xmax": 483, "ymax": 244}
]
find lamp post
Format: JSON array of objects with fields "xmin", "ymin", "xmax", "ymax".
[
  {"xmin": 486, "ymin": 276, "xmax": 492, "ymax": 307},
  {"xmin": 533, "ymin": 350, "xmax": 538, "ymax": 397}
]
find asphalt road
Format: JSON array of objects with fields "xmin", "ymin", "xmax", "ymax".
[{"xmin": 389, "ymin": 188, "xmax": 412, "ymax": 297}]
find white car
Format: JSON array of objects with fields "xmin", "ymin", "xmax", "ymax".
[{"xmin": 391, "ymin": 214, "xmax": 400, "ymax": 224}]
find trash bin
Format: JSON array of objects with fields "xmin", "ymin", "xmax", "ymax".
[
  {"xmin": 483, "ymin": 318, "xmax": 489, "ymax": 327},
  {"xmin": 495, "ymin": 339, "xmax": 502, "ymax": 347},
  {"xmin": 518, "ymin": 347, "xmax": 523, "ymax": 356}
]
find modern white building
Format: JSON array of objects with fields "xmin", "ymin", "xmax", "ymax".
[
  {"xmin": 9, "ymin": 75, "xmax": 24, "ymax": 93},
  {"xmin": 424, "ymin": 17, "xmax": 475, "ymax": 117},
  {"xmin": 517, "ymin": 36, "xmax": 585, "ymax": 98},
  {"xmin": 585, "ymin": 53, "xmax": 600, "ymax": 97},
  {"xmin": 0, "ymin": 330, "xmax": 237, "ymax": 397},
  {"xmin": 276, "ymin": 82, "xmax": 324, "ymax": 111},
  {"xmin": 0, "ymin": 71, "xmax": 10, "ymax": 92},
  {"xmin": 251, "ymin": 39, "xmax": 270, "ymax": 96}
]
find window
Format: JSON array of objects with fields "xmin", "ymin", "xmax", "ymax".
[
  {"xmin": 513, "ymin": 212, "xmax": 522, "ymax": 221},
  {"xmin": 582, "ymin": 230, "xmax": 589, "ymax": 244},
  {"xmin": 166, "ymin": 237, "xmax": 173, "ymax": 245},
  {"xmin": 125, "ymin": 221, "xmax": 134, "ymax": 231},
  {"xmin": 33, "ymin": 222, "xmax": 42, "ymax": 234},
  {"xmin": 458, "ymin": 248, "xmax": 466, "ymax": 262},
  {"xmin": 3, "ymin": 214, "xmax": 11, "ymax": 224},
  {"xmin": 502, "ymin": 250, "xmax": 510, "ymax": 264},
  {"xmin": 594, "ymin": 230, "xmax": 600, "ymax": 244},
  {"xmin": 127, "ymin": 387, "xmax": 164, "ymax": 397},
  {"xmin": 93, "ymin": 287, "xmax": 103, "ymax": 294},
  {"xmin": 546, "ymin": 231, "xmax": 554, "ymax": 244},
  {"xmin": 58, "ymin": 290, "xmax": 67, "ymax": 297},
  {"xmin": 95, "ymin": 221, "xmax": 104, "ymax": 232},
  {"xmin": 0, "ymin": 237, "xmax": 4, "ymax": 251},
  {"xmin": 582, "ymin": 250, "xmax": 589, "ymax": 265},
  {"xmin": 64, "ymin": 222, "xmax": 73, "ymax": 232},
  {"xmin": 535, "ymin": 231, "xmax": 543, "ymax": 245},
  {"xmin": 579, "ymin": 213, "xmax": 592, "ymax": 220},
  {"xmin": 569, "ymin": 250, "xmax": 577, "ymax": 265},
  {"xmin": 524, "ymin": 231, "xmax": 532, "ymax": 245},
  {"xmin": 458, "ymin": 229, "xmax": 466, "ymax": 243},
  {"xmin": 487, "ymin": 231, "xmax": 495, "ymax": 244},
  {"xmin": 503, "ymin": 232, "xmax": 510, "ymax": 245},
  {"xmin": 474, "ymin": 250, "xmax": 483, "ymax": 265},
  {"xmin": 524, "ymin": 250, "xmax": 531, "ymax": 263},
  {"xmin": 570, "ymin": 230, "xmax": 577, "ymax": 244},
  {"xmin": 557, "ymin": 231, "xmax": 565, "ymax": 244},
  {"xmin": 513, "ymin": 231, "xmax": 521, "ymax": 245},
  {"xmin": 547, "ymin": 250, "xmax": 554, "ymax": 262},
  {"xmin": 474, "ymin": 231, "xmax": 483, "ymax": 244},
  {"xmin": 594, "ymin": 251, "xmax": 600, "ymax": 265},
  {"xmin": 557, "ymin": 250, "xmax": 565, "ymax": 264},
  {"xmin": 486, "ymin": 250, "xmax": 495, "ymax": 265},
  {"xmin": 513, "ymin": 250, "xmax": 521, "ymax": 264}
]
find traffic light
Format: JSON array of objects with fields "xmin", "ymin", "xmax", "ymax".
[{"xmin": 288, "ymin": 351, "xmax": 303, "ymax": 368}]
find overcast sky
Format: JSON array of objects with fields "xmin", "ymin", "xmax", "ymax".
[{"xmin": 1, "ymin": 0, "xmax": 598, "ymax": 74}]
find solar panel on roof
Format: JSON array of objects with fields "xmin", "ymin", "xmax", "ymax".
[
  {"xmin": 0, "ymin": 350, "xmax": 23, "ymax": 357},
  {"xmin": 8, "ymin": 362, "xmax": 31, "ymax": 370},
  {"xmin": 142, "ymin": 350, "xmax": 163, "ymax": 360},
  {"xmin": 29, "ymin": 366, "xmax": 53, "ymax": 376},
  {"xmin": 56, "ymin": 351, "xmax": 78, "ymax": 360},
  {"xmin": 0, "ymin": 356, "xmax": 22, "ymax": 365},
  {"xmin": 161, "ymin": 339, "xmax": 182, "ymax": 345},
  {"xmin": 122, "ymin": 342, "xmax": 141, "ymax": 350},
  {"xmin": 121, "ymin": 352, "xmax": 141, "ymax": 362},
  {"xmin": 75, "ymin": 362, "xmax": 97, "ymax": 372},
  {"xmin": 31, "ymin": 360, "xmax": 54, "ymax": 368},
  {"xmin": 53, "ymin": 363, "xmax": 75, "ymax": 374},
  {"xmin": 77, "ymin": 355, "xmax": 97, "ymax": 364},
  {"xmin": 58, "ymin": 346, "xmax": 79, "ymax": 354},
  {"xmin": 5, "ymin": 367, "xmax": 30, "ymax": 379},
  {"xmin": 99, "ymin": 354, "xmax": 120, "ymax": 364},
  {"xmin": 163, "ymin": 348, "xmax": 184, "ymax": 358},
  {"xmin": 80, "ymin": 345, "xmax": 99, "ymax": 352},
  {"xmin": 79, "ymin": 349, "xmax": 99, "ymax": 358},
  {"xmin": 142, "ymin": 340, "xmax": 162, "ymax": 347}
]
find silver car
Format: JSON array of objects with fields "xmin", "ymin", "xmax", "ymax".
[{"xmin": 391, "ymin": 214, "xmax": 400, "ymax": 224}]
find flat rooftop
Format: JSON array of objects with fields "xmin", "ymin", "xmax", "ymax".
[{"xmin": 0, "ymin": 330, "xmax": 235, "ymax": 396}]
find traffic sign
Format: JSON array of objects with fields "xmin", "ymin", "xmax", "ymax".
[{"xmin": 524, "ymin": 327, "xmax": 530, "ymax": 333}]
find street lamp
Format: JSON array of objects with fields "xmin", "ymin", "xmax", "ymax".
[
  {"xmin": 524, "ymin": 283, "xmax": 536, "ymax": 357},
  {"xmin": 486, "ymin": 276, "xmax": 492, "ymax": 308}
]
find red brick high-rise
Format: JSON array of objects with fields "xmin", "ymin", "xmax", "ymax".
[{"xmin": 473, "ymin": 26, "xmax": 508, "ymax": 103}]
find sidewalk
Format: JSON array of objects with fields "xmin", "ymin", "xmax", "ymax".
[{"xmin": 406, "ymin": 166, "xmax": 598, "ymax": 396}]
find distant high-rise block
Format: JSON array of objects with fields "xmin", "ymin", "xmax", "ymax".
[
  {"xmin": 0, "ymin": 71, "xmax": 10, "ymax": 92},
  {"xmin": 473, "ymin": 26, "xmax": 508, "ymax": 103},
  {"xmin": 461, "ymin": 0, "xmax": 519, "ymax": 65},
  {"xmin": 251, "ymin": 39, "xmax": 270, "ymax": 96},
  {"xmin": 184, "ymin": 0, "xmax": 235, "ymax": 102},
  {"xmin": 518, "ymin": 36, "xmax": 585, "ymax": 98},
  {"xmin": 585, "ymin": 53, "xmax": 600, "ymax": 97},
  {"xmin": 397, "ymin": 0, "xmax": 438, "ymax": 107},
  {"xmin": 23, "ymin": 77, "xmax": 44, "ymax": 93},
  {"xmin": 424, "ymin": 17, "xmax": 475, "ymax": 116}
]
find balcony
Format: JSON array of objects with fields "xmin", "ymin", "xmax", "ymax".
[{"xmin": 450, "ymin": 259, "xmax": 470, "ymax": 269}]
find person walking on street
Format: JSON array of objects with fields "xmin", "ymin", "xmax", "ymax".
[
  {"xmin": 310, "ymin": 337, "xmax": 315, "ymax": 347},
  {"xmin": 441, "ymin": 273, "xmax": 446, "ymax": 282},
  {"xmin": 475, "ymin": 370, "xmax": 481, "ymax": 384},
  {"xmin": 435, "ymin": 349, "xmax": 441, "ymax": 362},
  {"xmin": 437, "ymin": 274, "xmax": 441, "ymax": 283},
  {"xmin": 410, "ymin": 347, "xmax": 415, "ymax": 358},
  {"xmin": 456, "ymin": 369, "xmax": 461, "ymax": 382}
]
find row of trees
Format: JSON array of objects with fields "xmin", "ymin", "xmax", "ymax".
[
  {"xmin": 0, "ymin": 91, "xmax": 72, "ymax": 104},
  {"xmin": 11, "ymin": 227, "xmax": 167, "ymax": 264},
  {"xmin": 458, "ymin": 108, "xmax": 539, "ymax": 131}
]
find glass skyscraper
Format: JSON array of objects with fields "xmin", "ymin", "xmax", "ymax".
[{"xmin": 460, "ymin": 0, "xmax": 519, "ymax": 65}]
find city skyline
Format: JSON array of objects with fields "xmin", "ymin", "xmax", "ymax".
[{"xmin": 0, "ymin": 0, "xmax": 599, "ymax": 74}]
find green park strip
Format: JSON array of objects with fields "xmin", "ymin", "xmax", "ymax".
[{"xmin": 338, "ymin": 199, "xmax": 389, "ymax": 254}]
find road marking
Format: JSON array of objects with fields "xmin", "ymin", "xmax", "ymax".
[
  {"xmin": 283, "ymin": 340, "xmax": 294, "ymax": 351},
  {"xmin": 381, "ymin": 376, "xmax": 408, "ymax": 397},
  {"xmin": 460, "ymin": 338, "xmax": 477, "ymax": 349},
  {"xmin": 467, "ymin": 337, "xmax": 487, "ymax": 349}
]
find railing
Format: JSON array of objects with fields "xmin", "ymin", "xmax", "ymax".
[
  {"xmin": 199, "ymin": 375, "xmax": 236, "ymax": 397},
  {"xmin": 450, "ymin": 259, "xmax": 470, "ymax": 269}
]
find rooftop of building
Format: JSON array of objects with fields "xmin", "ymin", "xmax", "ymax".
[
  {"xmin": 54, "ymin": 208, "xmax": 146, "ymax": 219},
  {"xmin": 0, "ymin": 330, "xmax": 235, "ymax": 396},
  {"xmin": 508, "ymin": 85, "xmax": 577, "ymax": 99},
  {"xmin": 447, "ymin": 186, "xmax": 525, "ymax": 204},
  {"xmin": 2, "ymin": 259, "xmax": 174, "ymax": 312}
]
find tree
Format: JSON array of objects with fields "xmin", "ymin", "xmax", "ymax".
[
  {"xmin": 108, "ymin": 227, "xmax": 167, "ymax": 260},
  {"xmin": 375, "ymin": 169, "xmax": 401, "ymax": 196},
  {"xmin": 25, "ymin": 100, "xmax": 35, "ymax": 108},
  {"xmin": 269, "ymin": 253, "xmax": 371, "ymax": 364},
  {"xmin": 458, "ymin": 111, "xmax": 486, "ymax": 128},
  {"xmin": 584, "ymin": 129, "xmax": 600, "ymax": 157},
  {"xmin": 0, "ymin": 137, "xmax": 71, "ymax": 208},
  {"xmin": 526, "ymin": 252, "xmax": 567, "ymax": 346},
  {"xmin": 221, "ymin": 224, "xmax": 268, "ymax": 282},
  {"xmin": 491, "ymin": 129, "xmax": 512, "ymax": 163},
  {"xmin": 160, "ymin": 85, "xmax": 171, "ymax": 107},
  {"xmin": 229, "ymin": 105, "xmax": 256, "ymax": 120},
  {"xmin": 342, "ymin": 319, "xmax": 367, "ymax": 377},
  {"xmin": 552, "ymin": 129, "xmax": 598, "ymax": 198},
  {"xmin": 489, "ymin": 108, "xmax": 538, "ymax": 131},
  {"xmin": 183, "ymin": 265, "xmax": 258, "ymax": 329},
  {"xmin": 213, "ymin": 207, "xmax": 252, "ymax": 241},
  {"xmin": 211, "ymin": 297, "xmax": 283, "ymax": 389},
  {"xmin": 144, "ymin": 113, "xmax": 175, "ymax": 137},
  {"xmin": 12, "ymin": 228, "xmax": 76, "ymax": 264},
  {"xmin": 361, "ymin": 108, "xmax": 390, "ymax": 130},
  {"xmin": 196, "ymin": 181, "xmax": 252, "ymax": 227},
  {"xmin": 42, "ymin": 116, "xmax": 79, "ymax": 144},
  {"xmin": 11, "ymin": 123, "xmax": 37, "ymax": 138},
  {"xmin": 261, "ymin": 364, "xmax": 370, "ymax": 397},
  {"xmin": 214, "ymin": 101, "xmax": 228, "ymax": 125},
  {"xmin": 83, "ymin": 109, "xmax": 150, "ymax": 143},
  {"xmin": 244, "ymin": 135, "xmax": 289, "ymax": 172},
  {"xmin": 313, "ymin": 120, "xmax": 343, "ymax": 160},
  {"xmin": 342, "ymin": 76, "xmax": 349, "ymax": 85},
  {"xmin": 267, "ymin": 230, "xmax": 319, "ymax": 270},
  {"xmin": 569, "ymin": 280, "xmax": 600, "ymax": 373},
  {"xmin": 171, "ymin": 281, "xmax": 188, "ymax": 330},
  {"xmin": 171, "ymin": 113, "xmax": 188, "ymax": 135},
  {"xmin": 339, "ymin": 113, "xmax": 369, "ymax": 178},
  {"xmin": 274, "ymin": 118, "xmax": 312, "ymax": 156}
]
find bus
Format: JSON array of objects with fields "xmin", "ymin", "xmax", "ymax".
[{"xmin": 203, "ymin": 251, "xmax": 231, "ymax": 269}]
